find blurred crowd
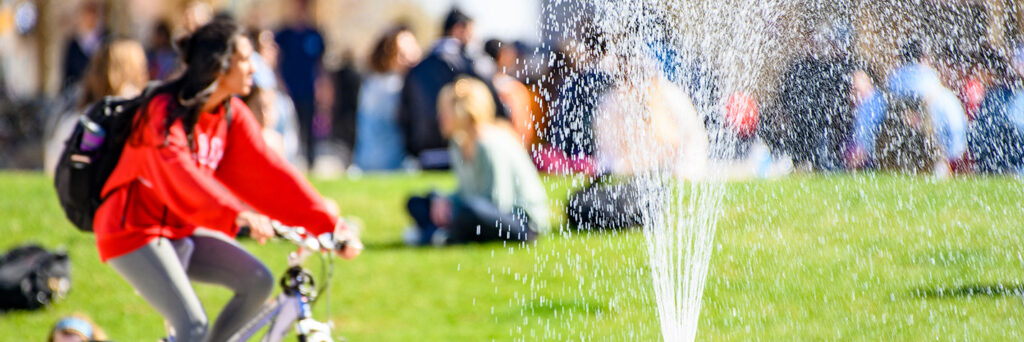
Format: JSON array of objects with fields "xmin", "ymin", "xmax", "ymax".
[
  {"xmin": 32, "ymin": 1, "xmax": 551, "ymax": 177},
  {"xmin": 543, "ymin": 24, "xmax": 1024, "ymax": 179},
  {"xmin": 5, "ymin": 0, "xmax": 1024, "ymax": 180},
  {"xmin": 763, "ymin": 38, "xmax": 1024, "ymax": 177}
]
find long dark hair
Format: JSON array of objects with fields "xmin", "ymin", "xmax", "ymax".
[{"xmin": 140, "ymin": 19, "xmax": 244, "ymax": 146}]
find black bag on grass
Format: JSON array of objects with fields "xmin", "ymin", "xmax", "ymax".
[
  {"xmin": 0, "ymin": 244, "xmax": 70, "ymax": 311},
  {"xmin": 566, "ymin": 174, "xmax": 645, "ymax": 230}
]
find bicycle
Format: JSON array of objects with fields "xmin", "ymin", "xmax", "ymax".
[
  {"xmin": 76, "ymin": 221, "xmax": 352, "ymax": 342},
  {"xmin": 220, "ymin": 221, "xmax": 352, "ymax": 342}
]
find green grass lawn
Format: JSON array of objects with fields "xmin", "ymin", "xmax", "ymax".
[{"xmin": 1, "ymin": 172, "xmax": 1023, "ymax": 341}]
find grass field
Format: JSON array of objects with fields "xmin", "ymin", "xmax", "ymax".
[{"xmin": 1, "ymin": 172, "xmax": 1023, "ymax": 341}]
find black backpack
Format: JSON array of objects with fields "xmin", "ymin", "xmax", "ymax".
[
  {"xmin": 565, "ymin": 174, "xmax": 645, "ymax": 230},
  {"xmin": 54, "ymin": 89, "xmax": 234, "ymax": 232},
  {"xmin": 54, "ymin": 89, "xmax": 155, "ymax": 232},
  {"xmin": 0, "ymin": 244, "xmax": 71, "ymax": 311}
]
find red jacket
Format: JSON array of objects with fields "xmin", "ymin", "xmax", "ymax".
[{"xmin": 94, "ymin": 94, "xmax": 337, "ymax": 261}]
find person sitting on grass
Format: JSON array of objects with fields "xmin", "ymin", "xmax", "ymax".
[
  {"xmin": 405, "ymin": 76, "xmax": 549, "ymax": 246},
  {"xmin": 875, "ymin": 96, "xmax": 944, "ymax": 174},
  {"xmin": 93, "ymin": 19, "xmax": 361, "ymax": 342}
]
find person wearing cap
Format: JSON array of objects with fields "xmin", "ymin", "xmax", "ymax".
[
  {"xmin": 48, "ymin": 315, "xmax": 108, "ymax": 342},
  {"xmin": 968, "ymin": 44, "xmax": 1024, "ymax": 173}
]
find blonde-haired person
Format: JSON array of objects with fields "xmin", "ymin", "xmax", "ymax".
[
  {"xmin": 80, "ymin": 40, "xmax": 149, "ymax": 106},
  {"xmin": 563, "ymin": 68, "xmax": 709, "ymax": 230},
  {"xmin": 404, "ymin": 76, "xmax": 549, "ymax": 245},
  {"xmin": 593, "ymin": 74, "xmax": 708, "ymax": 180},
  {"xmin": 44, "ymin": 39, "xmax": 149, "ymax": 177}
]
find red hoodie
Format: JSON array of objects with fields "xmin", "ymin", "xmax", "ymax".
[{"xmin": 93, "ymin": 93, "xmax": 337, "ymax": 262}]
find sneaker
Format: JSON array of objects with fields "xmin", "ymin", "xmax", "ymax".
[
  {"xmin": 430, "ymin": 229, "xmax": 450, "ymax": 247},
  {"xmin": 402, "ymin": 226, "xmax": 423, "ymax": 246}
]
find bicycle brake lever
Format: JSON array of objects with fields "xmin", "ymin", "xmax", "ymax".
[{"xmin": 317, "ymin": 233, "xmax": 349, "ymax": 252}]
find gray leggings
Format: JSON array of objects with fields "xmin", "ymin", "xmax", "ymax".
[{"xmin": 109, "ymin": 229, "xmax": 275, "ymax": 342}]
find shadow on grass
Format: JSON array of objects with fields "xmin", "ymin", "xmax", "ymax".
[
  {"xmin": 517, "ymin": 298, "xmax": 611, "ymax": 317},
  {"xmin": 363, "ymin": 239, "xmax": 539, "ymax": 251},
  {"xmin": 557, "ymin": 225, "xmax": 641, "ymax": 237},
  {"xmin": 911, "ymin": 283, "xmax": 1024, "ymax": 299},
  {"xmin": 363, "ymin": 240, "xmax": 409, "ymax": 251}
]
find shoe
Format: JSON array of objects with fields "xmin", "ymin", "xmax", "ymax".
[
  {"xmin": 402, "ymin": 226, "xmax": 423, "ymax": 246},
  {"xmin": 430, "ymin": 229, "xmax": 450, "ymax": 247}
]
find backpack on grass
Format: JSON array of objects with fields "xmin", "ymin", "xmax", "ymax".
[
  {"xmin": 53, "ymin": 89, "xmax": 155, "ymax": 232},
  {"xmin": 0, "ymin": 244, "xmax": 70, "ymax": 311},
  {"xmin": 565, "ymin": 174, "xmax": 645, "ymax": 230}
]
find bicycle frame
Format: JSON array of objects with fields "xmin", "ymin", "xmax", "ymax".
[{"xmin": 224, "ymin": 224, "xmax": 342, "ymax": 342}]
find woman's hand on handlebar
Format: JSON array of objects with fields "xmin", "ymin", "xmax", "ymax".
[
  {"xmin": 334, "ymin": 220, "xmax": 363, "ymax": 260},
  {"xmin": 237, "ymin": 211, "xmax": 274, "ymax": 244}
]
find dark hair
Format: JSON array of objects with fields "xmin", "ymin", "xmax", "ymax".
[
  {"xmin": 213, "ymin": 11, "xmax": 234, "ymax": 22},
  {"xmin": 484, "ymin": 39, "xmax": 504, "ymax": 61},
  {"xmin": 138, "ymin": 19, "xmax": 244, "ymax": 146},
  {"xmin": 80, "ymin": 0, "xmax": 103, "ymax": 17},
  {"xmin": 888, "ymin": 94, "xmax": 924, "ymax": 115},
  {"xmin": 975, "ymin": 43, "xmax": 1010, "ymax": 81},
  {"xmin": 900, "ymin": 40, "xmax": 925, "ymax": 63},
  {"xmin": 368, "ymin": 26, "xmax": 410, "ymax": 73},
  {"xmin": 582, "ymin": 23, "xmax": 608, "ymax": 55},
  {"xmin": 153, "ymin": 21, "xmax": 172, "ymax": 45},
  {"xmin": 443, "ymin": 8, "xmax": 472, "ymax": 35}
]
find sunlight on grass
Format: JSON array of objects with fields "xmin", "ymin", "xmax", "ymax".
[{"xmin": 0, "ymin": 172, "xmax": 1022, "ymax": 340}]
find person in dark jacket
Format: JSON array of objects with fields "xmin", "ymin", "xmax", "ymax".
[
  {"xmin": 147, "ymin": 20, "xmax": 179, "ymax": 81},
  {"xmin": 775, "ymin": 51, "xmax": 853, "ymax": 171},
  {"xmin": 332, "ymin": 52, "xmax": 362, "ymax": 158},
  {"xmin": 275, "ymin": 0, "xmax": 324, "ymax": 168},
  {"xmin": 397, "ymin": 8, "xmax": 503, "ymax": 170},
  {"xmin": 62, "ymin": 1, "xmax": 106, "ymax": 91},
  {"xmin": 968, "ymin": 46, "xmax": 1024, "ymax": 174},
  {"xmin": 545, "ymin": 33, "xmax": 612, "ymax": 159}
]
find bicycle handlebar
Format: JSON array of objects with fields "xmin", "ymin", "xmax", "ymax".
[{"xmin": 270, "ymin": 221, "xmax": 349, "ymax": 253}]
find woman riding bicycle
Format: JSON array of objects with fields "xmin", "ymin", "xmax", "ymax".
[{"xmin": 93, "ymin": 19, "xmax": 361, "ymax": 342}]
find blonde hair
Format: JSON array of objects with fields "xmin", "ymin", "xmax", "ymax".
[
  {"xmin": 81, "ymin": 39, "xmax": 149, "ymax": 107},
  {"xmin": 438, "ymin": 77, "xmax": 496, "ymax": 130}
]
